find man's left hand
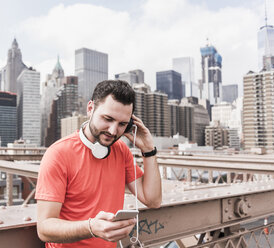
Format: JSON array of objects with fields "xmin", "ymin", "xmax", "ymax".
[{"xmin": 123, "ymin": 114, "xmax": 154, "ymax": 153}]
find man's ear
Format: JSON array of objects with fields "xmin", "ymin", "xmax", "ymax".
[{"xmin": 87, "ymin": 100, "xmax": 94, "ymax": 117}]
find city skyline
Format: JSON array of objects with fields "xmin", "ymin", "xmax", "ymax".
[{"xmin": 0, "ymin": 0, "xmax": 273, "ymax": 95}]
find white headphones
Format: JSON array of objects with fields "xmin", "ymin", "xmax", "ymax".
[{"xmin": 79, "ymin": 121, "xmax": 111, "ymax": 159}]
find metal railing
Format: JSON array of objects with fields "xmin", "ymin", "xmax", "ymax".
[{"xmin": 1, "ymin": 151, "xmax": 274, "ymax": 247}]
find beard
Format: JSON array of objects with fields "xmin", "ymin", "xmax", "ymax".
[{"xmin": 88, "ymin": 118, "xmax": 120, "ymax": 147}]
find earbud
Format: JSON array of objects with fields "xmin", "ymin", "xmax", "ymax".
[{"xmin": 79, "ymin": 121, "xmax": 110, "ymax": 159}]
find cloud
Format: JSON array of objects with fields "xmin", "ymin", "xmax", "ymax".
[{"xmin": 18, "ymin": 0, "xmax": 270, "ymax": 94}]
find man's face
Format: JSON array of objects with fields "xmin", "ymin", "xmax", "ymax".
[{"xmin": 88, "ymin": 95, "xmax": 133, "ymax": 146}]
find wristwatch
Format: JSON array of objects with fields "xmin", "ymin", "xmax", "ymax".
[{"xmin": 141, "ymin": 147, "xmax": 157, "ymax": 157}]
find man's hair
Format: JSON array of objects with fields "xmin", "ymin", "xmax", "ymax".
[{"xmin": 91, "ymin": 80, "xmax": 135, "ymax": 112}]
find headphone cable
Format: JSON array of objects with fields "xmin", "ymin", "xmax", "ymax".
[{"xmin": 119, "ymin": 124, "xmax": 143, "ymax": 248}]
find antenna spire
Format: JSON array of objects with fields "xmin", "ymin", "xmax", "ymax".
[{"xmin": 265, "ymin": 0, "xmax": 268, "ymax": 26}]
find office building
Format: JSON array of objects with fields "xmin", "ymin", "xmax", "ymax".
[
  {"xmin": 168, "ymin": 100, "xmax": 180, "ymax": 137},
  {"xmin": 212, "ymin": 100, "xmax": 242, "ymax": 145},
  {"xmin": 134, "ymin": 84, "xmax": 170, "ymax": 137},
  {"xmin": 222, "ymin": 84, "xmax": 238, "ymax": 103},
  {"xmin": 172, "ymin": 57, "xmax": 198, "ymax": 97},
  {"xmin": 156, "ymin": 70, "xmax": 182, "ymax": 100},
  {"xmin": 0, "ymin": 92, "xmax": 17, "ymax": 146},
  {"xmin": 212, "ymin": 102, "xmax": 233, "ymax": 127},
  {"xmin": 0, "ymin": 39, "xmax": 27, "ymax": 93},
  {"xmin": 61, "ymin": 114, "xmax": 88, "ymax": 138},
  {"xmin": 205, "ymin": 122, "xmax": 229, "ymax": 149},
  {"xmin": 257, "ymin": 9, "xmax": 274, "ymax": 70},
  {"xmin": 115, "ymin": 69, "xmax": 144, "ymax": 85},
  {"xmin": 75, "ymin": 48, "xmax": 108, "ymax": 113},
  {"xmin": 179, "ymin": 104, "xmax": 194, "ymax": 142},
  {"xmin": 243, "ymin": 70, "xmax": 274, "ymax": 151},
  {"xmin": 200, "ymin": 44, "xmax": 222, "ymax": 105},
  {"xmin": 134, "ymin": 87, "xmax": 149, "ymax": 127},
  {"xmin": 180, "ymin": 97, "xmax": 210, "ymax": 146},
  {"xmin": 17, "ymin": 68, "xmax": 41, "ymax": 145},
  {"xmin": 146, "ymin": 91, "xmax": 170, "ymax": 137},
  {"xmin": 228, "ymin": 128, "xmax": 240, "ymax": 150},
  {"xmin": 41, "ymin": 57, "xmax": 65, "ymax": 146},
  {"xmin": 45, "ymin": 76, "xmax": 78, "ymax": 146}
]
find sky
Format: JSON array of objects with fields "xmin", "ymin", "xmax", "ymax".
[{"xmin": 0, "ymin": 0, "xmax": 273, "ymax": 96}]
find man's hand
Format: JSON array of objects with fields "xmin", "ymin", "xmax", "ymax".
[
  {"xmin": 124, "ymin": 114, "xmax": 154, "ymax": 153},
  {"xmin": 89, "ymin": 211, "xmax": 136, "ymax": 242}
]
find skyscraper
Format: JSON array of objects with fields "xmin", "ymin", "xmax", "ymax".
[
  {"xmin": 133, "ymin": 84, "xmax": 170, "ymax": 137},
  {"xmin": 0, "ymin": 39, "xmax": 27, "ymax": 93},
  {"xmin": 172, "ymin": 57, "xmax": 198, "ymax": 97},
  {"xmin": 257, "ymin": 5, "xmax": 274, "ymax": 70},
  {"xmin": 40, "ymin": 57, "xmax": 65, "ymax": 146},
  {"xmin": 222, "ymin": 84, "xmax": 238, "ymax": 103},
  {"xmin": 146, "ymin": 91, "xmax": 170, "ymax": 137},
  {"xmin": 156, "ymin": 70, "xmax": 182, "ymax": 100},
  {"xmin": 17, "ymin": 68, "xmax": 41, "ymax": 145},
  {"xmin": 134, "ymin": 88, "xmax": 148, "ymax": 127},
  {"xmin": 45, "ymin": 76, "xmax": 78, "ymax": 146},
  {"xmin": 168, "ymin": 100, "xmax": 180, "ymax": 137},
  {"xmin": 243, "ymin": 70, "xmax": 274, "ymax": 151},
  {"xmin": 0, "ymin": 91, "xmax": 17, "ymax": 146},
  {"xmin": 75, "ymin": 48, "xmax": 108, "ymax": 113},
  {"xmin": 180, "ymin": 97, "xmax": 210, "ymax": 146},
  {"xmin": 200, "ymin": 44, "xmax": 222, "ymax": 105}
]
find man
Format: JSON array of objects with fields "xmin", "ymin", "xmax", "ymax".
[{"xmin": 35, "ymin": 80, "xmax": 162, "ymax": 247}]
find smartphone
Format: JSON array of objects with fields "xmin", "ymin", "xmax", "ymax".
[
  {"xmin": 124, "ymin": 117, "xmax": 133, "ymax": 133},
  {"xmin": 113, "ymin": 209, "xmax": 139, "ymax": 221}
]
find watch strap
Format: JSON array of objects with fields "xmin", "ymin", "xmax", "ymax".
[{"xmin": 142, "ymin": 147, "xmax": 157, "ymax": 157}]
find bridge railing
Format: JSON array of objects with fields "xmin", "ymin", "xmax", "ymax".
[{"xmin": 1, "ymin": 151, "xmax": 274, "ymax": 247}]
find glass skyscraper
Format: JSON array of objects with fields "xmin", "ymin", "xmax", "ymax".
[
  {"xmin": 172, "ymin": 57, "xmax": 198, "ymax": 98},
  {"xmin": 0, "ymin": 92, "xmax": 17, "ymax": 146},
  {"xmin": 75, "ymin": 48, "xmax": 108, "ymax": 114},
  {"xmin": 156, "ymin": 70, "xmax": 182, "ymax": 100},
  {"xmin": 257, "ymin": 22, "xmax": 274, "ymax": 70},
  {"xmin": 222, "ymin": 84, "xmax": 238, "ymax": 103},
  {"xmin": 200, "ymin": 44, "xmax": 222, "ymax": 105}
]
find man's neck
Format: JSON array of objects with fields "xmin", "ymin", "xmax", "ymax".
[{"xmin": 83, "ymin": 123, "xmax": 96, "ymax": 144}]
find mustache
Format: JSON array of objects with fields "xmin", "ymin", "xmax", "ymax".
[{"xmin": 101, "ymin": 131, "xmax": 116, "ymax": 139}]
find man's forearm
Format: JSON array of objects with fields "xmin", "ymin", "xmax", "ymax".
[
  {"xmin": 142, "ymin": 155, "xmax": 162, "ymax": 208},
  {"xmin": 37, "ymin": 218, "xmax": 91, "ymax": 243}
]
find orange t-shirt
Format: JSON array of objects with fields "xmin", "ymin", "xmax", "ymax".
[{"xmin": 35, "ymin": 131, "xmax": 143, "ymax": 248}]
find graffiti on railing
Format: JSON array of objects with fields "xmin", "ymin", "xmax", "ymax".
[{"xmin": 130, "ymin": 218, "xmax": 164, "ymax": 236}]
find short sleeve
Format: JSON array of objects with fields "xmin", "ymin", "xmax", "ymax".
[
  {"xmin": 35, "ymin": 146, "xmax": 68, "ymax": 203},
  {"xmin": 124, "ymin": 145, "xmax": 143, "ymax": 184}
]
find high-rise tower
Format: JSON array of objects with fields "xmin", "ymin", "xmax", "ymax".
[
  {"xmin": 200, "ymin": 43, "xmax": 222, "ymax": 105},
  {"xmin": 257, "ymin": 2, "xmax": 274, "ymax": 70},
  {"xmin": 172, "ymin": 57, "xmax": 198, "ymax": 97},
  {"xmin": 0, "ymin": 91, "xmax": 17, "ymax": 146},
  {"xmin": 40, "ymin": 57, "xmax": 65, "ymax": 146},
  {"xmin": 75, "ymin": 48, "xmax": 108, "ymax": 114},
  {"xmin": 222, "ymin": 84, "xmax": 238, "ymax": 103},
  {"xmin": 17, "ymin": 68, "xmax": 41, "ymax": 145},
  {"xmin": 156, "ymin": 70, "xmax": 183, "ymax": 100},
  {"xmin": 45, "ymin": 76, "xmax": 78, "ymax": 147},
  {"xmin": 0, "ymin": 39, "xmax": 27, "ymax": 93},
  {"xmin": 243, "ymin": 70, "xmax": 274, "ymax": 151}
]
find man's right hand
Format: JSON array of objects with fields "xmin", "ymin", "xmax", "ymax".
[{"xmin": 89, "ymin": 211, "xmax": 136, "ymax": 242}]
